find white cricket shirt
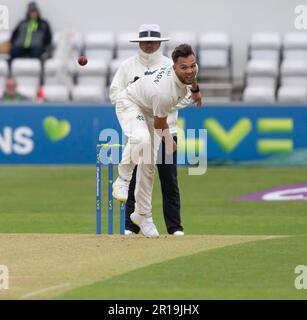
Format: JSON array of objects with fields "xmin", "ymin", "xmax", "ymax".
[
  {"xmin": 125, "ymin": 65, "xmax": 189, "ymax": 118},
  {"xmin": 109, "ymin": 48, "xmax": 191, "ymax": 134}
]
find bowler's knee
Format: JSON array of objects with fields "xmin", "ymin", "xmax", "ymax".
[{"xmin": 130, "ymin": 129, "xmax": 150, "ymax": 146}]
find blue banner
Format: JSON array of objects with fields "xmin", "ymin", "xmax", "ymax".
[
  {"xmin": 0, "ymin": 104, "xmax": 307, "ymax": 164},
  {"xmin": 0, "ymin": 105, "xmax": 120, "ymax": 164},
  {"xmin": 179, "ymin": 105, "xmax": 307, "ymax": 164}
]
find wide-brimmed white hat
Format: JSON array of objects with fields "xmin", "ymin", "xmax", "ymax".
[{"xmin": 129, "ymin": 24, "xmax": 170, "ymax": 42}]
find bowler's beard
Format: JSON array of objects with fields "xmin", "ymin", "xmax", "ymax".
[{"xmin": 178, "ymin": 74, "xmax": 193, "ymax": 85}]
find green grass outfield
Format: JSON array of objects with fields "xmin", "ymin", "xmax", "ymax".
[{"xmin": 0, "ymin": 166, "xmax": 307, "ymax": 299}]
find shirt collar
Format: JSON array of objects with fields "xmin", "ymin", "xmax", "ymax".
[{"xmin": 172, "ymin": 68, "xmax": 186, "ymax": 89}]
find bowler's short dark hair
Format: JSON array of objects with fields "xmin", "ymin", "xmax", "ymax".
[{"xmin": 172, "ymin": 44, "xmax": 195, "ymax": 63}]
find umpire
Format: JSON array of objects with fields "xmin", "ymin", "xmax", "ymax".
[{"xmin": 109, "ymin": 24, "xmax": 187, "ymax": 236}]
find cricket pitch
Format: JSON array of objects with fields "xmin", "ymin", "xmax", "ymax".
[{"xmin": 0, "ymin": 233, "xmax": 284, "ymax": 299}]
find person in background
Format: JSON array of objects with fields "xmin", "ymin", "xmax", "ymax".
[
  {"xmin": 9, "ymin": 1, "xmax": 52, "ymax": 61},
  {"xmin": 0, "ymin": 77, "xmax": 28, "ymax": 102}
]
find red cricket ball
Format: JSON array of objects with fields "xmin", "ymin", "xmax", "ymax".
[{"xmin": 78, "ymin": 55, "xmax": 88, "ymax": 66}]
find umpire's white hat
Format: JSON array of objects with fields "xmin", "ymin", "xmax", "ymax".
[{"xmin": 129, "ymin": 24, "xmax": 170, "ymax": 42}]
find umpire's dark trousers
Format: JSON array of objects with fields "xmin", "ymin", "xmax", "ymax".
[{"xmin": 125, "ymin": 136, "xmax": 183, "ymax": 234}]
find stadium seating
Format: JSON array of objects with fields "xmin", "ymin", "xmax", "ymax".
[
  {"xmin": 280, "ymin": 60, "xmax": 307, "ymax": 86},
  {"xmin": 52, "ymin": 31, "xmax": 83, "ymax": 61},
  {"xmin": 116, "ymin": 32, "xmax": 138, "ymax": 60},
  {"xmin": 277, "ymin": 86, "xmax": 307, "ymax": 103},
  {"xmin": 198, "ymin": 32, "xmax": 232, "ymax": 78},
  {"xmin": 71, "ymin": 84, "xmax": 105, "ymax": 103},
  {"xmin": 0, "ymin": 31, "xmax": 10, "ymax": 61},
  {"xmin": 84, "ymin": 32, "xmax": 115, "ymax": 62},
  {"xmin": 245, "ymin": 60, "xmax": 279, "ymax": 87},
  {"xmin": 276, "ymin": 34, "xmax": 307, "ymax": 103},
  {"xmin": 283, "ymin": 32, "xmax": 307, "ymax": 61},
  {"xmin": 75, "ymin": 59, "xmax": 108, "ymax": 87},
  {"xmin": 43, "ymin": 84, "xmax": 70, "ymax": 102},
  {"xmin": 0, "ymin": 60, "xmax": 9, "ymax": 97},
  {"xmin": 17, "ymin": 85, "xmax": 38, "ymax": 101},
  {"xmin": 108, "ymin": 58, "xmax": 125, "ymax": 81},
  {"xmin": 11, "ymin": 58, "xmax": 41, "ymax": 87},
  {"xmin": 248, "ymin": 32, "xmax": 281, "ymax": 62},
  {"xmin": 165, "ymin": 31, "xmax": 198, "ymax": 58},
  {"xmin": 243, "ymin": 85, "xmax": 275, "ymax": 103},
  {"xmin": 10, "ymin": 58, "xmax": 41, "ymax": 100},
  {"xmin": 243, "ymin": 33, "xmax": 281, "ymax": 103},
  {"xmin": 1, "ymin": 30, "xmax": 307, "ymax": 104},
  {"xmin": 197, "ymin": 32, "xmax": 233, "ymax": 102},
  {"xmin": 44, "ymin": 58, "xmax": 69, "ymax": 85}
]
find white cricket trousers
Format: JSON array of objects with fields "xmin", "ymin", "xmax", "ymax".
[{"xmin": 116, "ymin": 94, "xmax": 161, "ymax": 217}]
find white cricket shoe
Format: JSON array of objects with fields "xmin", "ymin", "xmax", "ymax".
[
  {"xmin": 130, "ymin": 212, "xmax": 159, "ymax": 238},
  {"xmin": 124, "ymin": 229, "xmax": 136, "ymax": 235},
  {"xmin": 172, "ymin": 231, "xmax": 184, "ymax": 236},
  {"xmin": 112, "ymin": 176, "xmax": 129, "ymax": 202}
]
